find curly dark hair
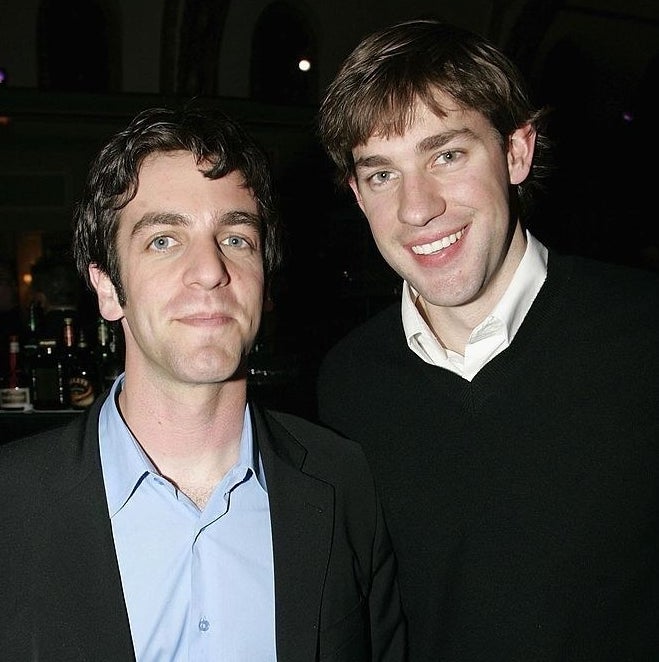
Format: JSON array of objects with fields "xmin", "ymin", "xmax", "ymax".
[{"xmin": 72, "ymin": 102, "xmax": 282, "ymax": 305}]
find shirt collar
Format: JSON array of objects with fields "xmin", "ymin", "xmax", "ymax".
[
  {"xmin": 486, "ymin": 230, "xmax": 548, "ymax": 342},
  {"xmin": 99, "ymin": 374, "xmax": 263, "ymax": 517}
]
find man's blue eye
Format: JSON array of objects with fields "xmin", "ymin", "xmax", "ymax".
[
  {"xmin": 223, "ymin": 236, "xmax": 248, "ymax": 248},
  {"xmin": 369, "ymin": 171, "xmax": 390, "ymax": 185},
  {"xmin": 151, "ymin": 236, "xmax": 173, "ymax": 250}
]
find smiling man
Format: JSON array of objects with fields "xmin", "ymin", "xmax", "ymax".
[
  {"xmin": 316, "ymin": 18, "xmax": 659, "ymax": 662},
  {"xmin": 0, "ymin": 105, "xmax": 407, "ymax": 662}
]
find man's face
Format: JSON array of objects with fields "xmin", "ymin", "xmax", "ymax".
[
  {"xmin": 91, "ymin": 150, "xmax": 264, "ymax": 386},
  {"xmin": 349, "ymin": 94, "xmax": 534, "ymax": 317}
]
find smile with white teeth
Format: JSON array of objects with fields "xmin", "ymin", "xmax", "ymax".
[{"xmin": 412, "ymin": 228, "xmax": 465, "ymax": 255}]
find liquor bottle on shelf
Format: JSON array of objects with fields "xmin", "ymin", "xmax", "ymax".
[
  {"xmin": 67, "ymin": 325, "xmax": 97, "ymax": 410},
  {"xmin": 0, "ymin": 334, "xmax": 32, "ymax": 411},
  {"xmin": 31, "ymin": 339, "xmax": 67, "ymax": 410},
  {"xmin": 61, "ymin": 316, "xmax": 77, "ymax": 406},
  {"xmin": 95, "ymin": 317, "xmax": 122, "ymax": 393},
  {"xmin": 22, "ymin": 300, "xmax": 42, "ymax": 386}
]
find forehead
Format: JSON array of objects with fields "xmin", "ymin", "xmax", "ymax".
[
  {"xmin": 353, "ymin": 99, "xmax": 487, "ymax": 158},
  {"xmin": 135, "ymin": 150, "xmax": 245, "ymax": 189},
  {"xmin": 113, "ymin": 151, "xmax": 260, "ymax": 243},
  {"xmin": 126, "ymin": 151, "xmax": 256, "ymax": 211},
  {"xmin": 364, "ymin": 91, "xmax": 460, "ymax": 139}
]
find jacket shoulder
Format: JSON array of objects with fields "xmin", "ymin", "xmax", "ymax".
[
  {"xmin": 262, "ymin": 408, "xmax": 376, "ymax": 481},
  {"xmin": 267, "ymin": 409, "xmax": 362, "ymax": 455},
  {"xmin": 0, "ymin": 403, "xmax": 100, "ymax": 501}
]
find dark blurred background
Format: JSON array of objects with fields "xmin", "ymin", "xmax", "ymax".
[{"xmin": 1, "ymin": 0, "xmax": 658, "ymax": 420}]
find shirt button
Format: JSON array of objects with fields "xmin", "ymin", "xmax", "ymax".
[{"xmin": 199, "ymin": 618, "xmax": 210, "ymax": 632}]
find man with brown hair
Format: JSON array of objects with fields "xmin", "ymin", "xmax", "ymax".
[{"xmin": 317, "ymin": 18, "xmax": 659, "ymax": 661}]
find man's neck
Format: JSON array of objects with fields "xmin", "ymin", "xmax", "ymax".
[{"xmin": 116, "ymin": 376, "xmax": 247, "ymax": 499}]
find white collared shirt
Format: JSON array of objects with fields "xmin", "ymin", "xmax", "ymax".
[{"xmin": 402, "ymin": 230, "xmax": 548, "ymax": 381}]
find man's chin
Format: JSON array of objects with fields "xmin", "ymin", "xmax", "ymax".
[{"xmin": 183, "ymin": 355, "xmax": 249, "ymax": 385}]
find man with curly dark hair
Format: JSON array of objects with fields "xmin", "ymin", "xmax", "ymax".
[{"xmin": 0, "ymin": 103, "xmax": 407, "ymax": 661}]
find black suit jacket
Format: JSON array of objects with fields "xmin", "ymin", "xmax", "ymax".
[{"xmin": 0, "ymin": 395, "xmax": 406, "ymax": 661}]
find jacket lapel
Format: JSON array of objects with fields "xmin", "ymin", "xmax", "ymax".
[{"xmin": 253, "ymin": 406, "xmax": 335, "ymax": 662}]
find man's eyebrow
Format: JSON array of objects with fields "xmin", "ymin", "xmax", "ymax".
[
  {"xmin": 130, "ymin": 210, "xmax": 261, "ymax": 237},
  {"xmin": 223, "ymin": 210, "xmax": 261, "ymax": 229},
  {"xmin": 130, "ymin": 212, "xmax": 188, "ymax": 237},
  {"xmin": 354, "ymin": 154, "xmax": 393, "ymax": 170},
  {"xmin": 354, "ymin": 128, "xmax": 477, "ymax": 171},
  {"xmin": 417, "ymin": 128, "xmax": 475, "ymax": 153}
]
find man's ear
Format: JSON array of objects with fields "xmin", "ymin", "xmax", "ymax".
[
  {"xmin": 507, "ymin": 123, "xmax": 537, "ymax": 185},
  {"xmin": 88, "ymin": 264, "xmax": 123, "ymax": 321},
  {"xmin": 348, "ymin": 176, "xmax": 366, "ymax": 214}
]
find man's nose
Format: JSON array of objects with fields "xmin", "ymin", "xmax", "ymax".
[
  {"xmin": 182, "ymin": 241, "xmax": 230, "ymax": 289},
  {"xmin": 397, "ymin": 172, "xmax": 447, "ymax": 226}
]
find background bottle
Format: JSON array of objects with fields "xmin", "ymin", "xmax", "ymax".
[
  {"xmin": 67, "ymin": 325, "xmax": 97, "ymax": 409},
  {"xmin": 0, "ymin": 334, "xmax": 32, "ymax": 410},
  {"xmin": 95, "ymin": 317, "xmax": 122, "ymax": 393},
  {"xmin": 22, "ymin": 301, "xmax": 41, "ymax": 393},
  {"xmin": 32, "ymin": 339, "xmax": 67, "ymax": 410}
]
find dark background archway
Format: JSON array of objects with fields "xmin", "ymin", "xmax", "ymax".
[
  {"xmin": 250, "ymin": 2, "xmax": 317, "ymax": 105},
  {"xmin": 37, "ymin": 0, "xmax": 118, "ymax": 92}
]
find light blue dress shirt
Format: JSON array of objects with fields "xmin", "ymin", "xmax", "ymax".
[{"xmin": 98, "ymin": 375, "xmax": 276, "ymax": 661}]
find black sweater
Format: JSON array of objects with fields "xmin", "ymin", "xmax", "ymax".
[{"xmin": 317, "ymin": 251, "xmax": 659, "ymax": 662}]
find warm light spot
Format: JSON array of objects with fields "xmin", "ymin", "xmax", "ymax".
[{"xmin": 298, "ymin": 59, "xmax": 311, "ymax": 72}]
